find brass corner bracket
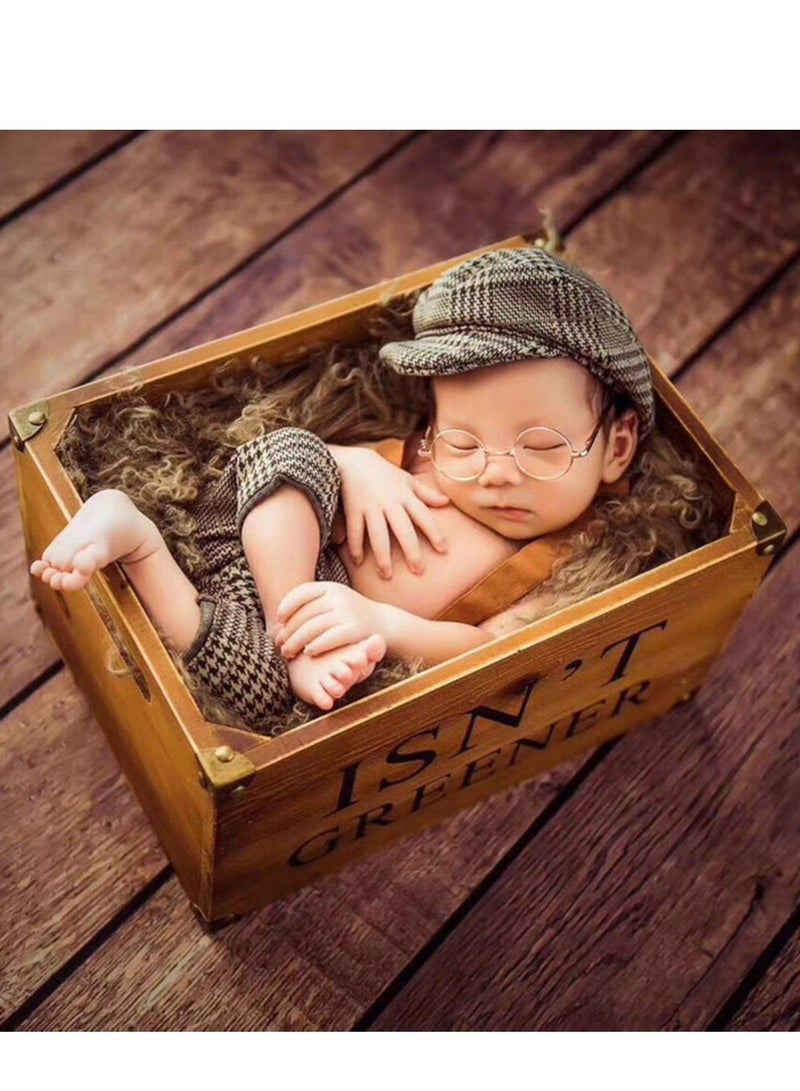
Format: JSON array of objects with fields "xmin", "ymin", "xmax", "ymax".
[
  {"xmin": 191, "ymin": 903, "xmax": 242, "ymax": 933},
  {"xmin": 750, "ymin": 499, "xmax": 787, "ymax": 557},
  {"xmin": 196, "ymin": 745, "xmax": 257, "ymax": 797},
  {"xmin": 9, "ymin": 400, "xmax": 50, "ymax": 450}
]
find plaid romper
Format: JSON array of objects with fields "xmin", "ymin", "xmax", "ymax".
[{"xmin": 180, "ymin": 426, "xmax": 352, "ymax": 729}]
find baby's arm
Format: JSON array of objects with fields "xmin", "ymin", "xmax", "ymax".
[{"xmin": 375, "ymin": 601, "xmax": 495, "ymax": 665}]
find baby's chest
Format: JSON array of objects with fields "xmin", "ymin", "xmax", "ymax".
[{"xmin": 336, "ymin": 489, "xmax": 518, "ymax": 620}]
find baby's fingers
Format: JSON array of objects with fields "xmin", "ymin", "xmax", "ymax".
[
  {"xmin": 411, "ymin": 478, "xmax": 451, "ymax": 506},
  {"xmin": 364, "ymin": 509, "xmax": 393, "ymax": 579},
  {"xmin": 405, "ymin": 496, "xmax": 449, "ymax": 555},
  {"xmin": 344, "ymin": 507, "xmax": 366, "ymax": 565},
  {"xmin": 384, "ymin": 507, "xmax": 424, "ymax": 575}
]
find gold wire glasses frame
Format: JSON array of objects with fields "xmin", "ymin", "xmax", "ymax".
[{"xmin": 419, "ymin": 401, "xmax": 613, "ymax": 482}]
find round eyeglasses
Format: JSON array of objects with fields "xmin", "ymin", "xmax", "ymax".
[{"xmin": 420, "ymin": 403, "xmax": 612, "ymax": 482}]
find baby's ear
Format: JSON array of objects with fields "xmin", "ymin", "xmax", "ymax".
[{"xmin": 602, "ymin": 408, "xmax": 639, "ymax": 482}]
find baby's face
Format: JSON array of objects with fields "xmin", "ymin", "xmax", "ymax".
[{"xmin": 428, "ymin": 357, "xmax": 638, "ymax": 541}]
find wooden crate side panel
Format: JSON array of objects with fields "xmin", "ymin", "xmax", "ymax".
[
  {"xmin": 208, "ymin": 658, "xmax": 712, "ymax": 920},
  {"xmin": 209, "ymin": 537, "xmax": 770, "ymax": 919},
  {"xmin": 13, "ymin": 448, "xmax": 214, "ymax": 908}
]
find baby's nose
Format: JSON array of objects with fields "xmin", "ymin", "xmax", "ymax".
[{"xmin": 476, "ymin": 452, "xmax": 525, "ymax": 486}]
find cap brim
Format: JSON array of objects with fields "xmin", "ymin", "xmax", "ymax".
[{"xmin": 378, "ymin": 328, "xmax": 556, "ymax": 376}]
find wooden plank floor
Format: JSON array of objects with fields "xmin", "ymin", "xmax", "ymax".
[{"xmin": 1, "ymin": 130, "xmax": 798, "ymax": 1032}]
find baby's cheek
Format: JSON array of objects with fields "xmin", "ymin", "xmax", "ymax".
[{"xmin": 550, "ymin": 474, "xmax": 597, "ymax": 515}]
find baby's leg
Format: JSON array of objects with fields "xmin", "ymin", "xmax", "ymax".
[
  {"xmin": 235, "ymin": 428, "xmax": 388, "ymax": 705},
  {"xmin": 30, "ymin": 489, "xmax": 203, "ymax": 656},
  {"xmin": 242, "ymin": 484, "xmax": 387, "ymax": 707}
]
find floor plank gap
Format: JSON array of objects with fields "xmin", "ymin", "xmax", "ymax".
[
  {"xmin": 1, "ymin": 864, "xmax": 173, "ymax": 1032},
  {"xmin": 707, "ymin": 894, "xmax": 800, "ymax": 1031},
  {"xmin": 0, "ymin": 131, "xmax": 144, "ymax": 231},
  {"xmin": 351, "ymin": 736, "xmax": 621, "ymax": 1031}
]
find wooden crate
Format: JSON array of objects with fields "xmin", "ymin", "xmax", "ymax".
[{"xmin": 9, "ymin": 232, "xmax": 788, "ymax": 929}]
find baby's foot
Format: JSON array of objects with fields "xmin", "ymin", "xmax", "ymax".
[
  {"xmin": 286, "ymin": 634, "xmax": 387, "ymax": 711},
  {"xmin": 29, "ymin": 488, "xmax": 161, "ymax": 593}
]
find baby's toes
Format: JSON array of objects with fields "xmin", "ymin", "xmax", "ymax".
[
  {"xmin": 328, "ymin": 661, "xmax": 357, "ymax": 685},
  {"xmin": 57, "ymin": 569, "xmax": 90, "ymax": 592},
  {"xmin": 340, "ymin": 645, "xmax": 370, "ymax": 673},
  {"xmin": 313, "ymin": 683, "xmax": 335, "ymax": 710},
  {"xmin": 72, "ymin": 543, "xmax": 107, "ymax": 575},
  {"xmin": 321, "ymin": 673, "xmax": 346, "ymax": 699},
  {"xmin": 38, "ymin": 564, "xmax": 61, "ymax": 586},
  {"xmin": 362, "ymin": 634, "xmax": 387, "ymax": 662},
  {"xmin": 41, "ymin": 538, "xmax": 76, "ymax": 572},
  {"xmin": 49, "ymin": 569, "xmax": 67, "ymax": 591}
]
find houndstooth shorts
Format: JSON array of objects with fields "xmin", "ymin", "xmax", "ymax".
[{"xmin": 180, "ymin": 427, "xmax": 351, "ymax": 731}]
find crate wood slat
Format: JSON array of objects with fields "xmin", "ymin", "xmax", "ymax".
[
  {"xmin": 0, "ymin": 130, "xmax": 131, "ymax": 220},
  {"xmin": 1, "ymin": 462, "xmax": 57, "ymax": 697},
  {"xmin": 369, "ymin": 538, "xmax": 800, "ymax": 1031},
  {"xmin": 0, "ymin": 129, "xmax": 408, "ymax": 425},
  {"xmin": 727, "ymin": 927, "xmax": 800, "ymax": 1031}
]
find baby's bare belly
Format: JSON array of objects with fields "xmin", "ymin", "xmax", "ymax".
[{"xmin": 334, "ymin": 501, "xmax": 519, "ymax": 620}]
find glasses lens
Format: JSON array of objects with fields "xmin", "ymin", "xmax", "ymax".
[
  {"xmin": 431, "ymin": 430, "xmax": 486, "ymax": 480},
  {"xmin": 515, "ymin": 428, "xmax": 572, "ymax": 479}
]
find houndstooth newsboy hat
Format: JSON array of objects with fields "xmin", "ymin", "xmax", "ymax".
[{"xmin": 378, "ymin": 246, "xmax": 656, "ymax": 440}]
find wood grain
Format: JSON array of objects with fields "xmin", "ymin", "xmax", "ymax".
[
  {"xmin": 676, "ymin": 257, "xmax": 800, "ymax": 517},
  {"xmin": 0, "ymin": 130, "xmax": 408, "ymax": 421},
  {"xmin": 110, "ymin": 131, "xmax": 676, "ymax": 376},
  {"xmin": 0, "ymin": 131, "xmax": 130, "ymax": 220},
  {"xmin": 17, "ymin": 757, "xmax": 588, "ymax": 1030},
  {"xmin": 726, "ymin": 924, "xmax": 800, "ymax": 1030}
]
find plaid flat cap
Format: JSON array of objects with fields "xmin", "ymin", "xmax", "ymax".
[{"xmin": 378, "ymin": 246, "xmax": 656, "ymax": 440}]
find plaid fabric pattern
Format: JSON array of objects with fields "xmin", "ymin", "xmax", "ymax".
[
  {"xmin": 378, "ymin": 247, "xmax": 655, "ymax": 440},
  {"xmin": 181, "ymin": 427, "xmax": 350, "ymax": 732}
]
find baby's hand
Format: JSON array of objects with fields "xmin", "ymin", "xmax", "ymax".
[
  {"xmin": 273, "ymin": 581, "xmax": 385, "ymax": 659},
  {"xmin": 336, "ymin": 448, "xmax": 450, "ymax": 578}
]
